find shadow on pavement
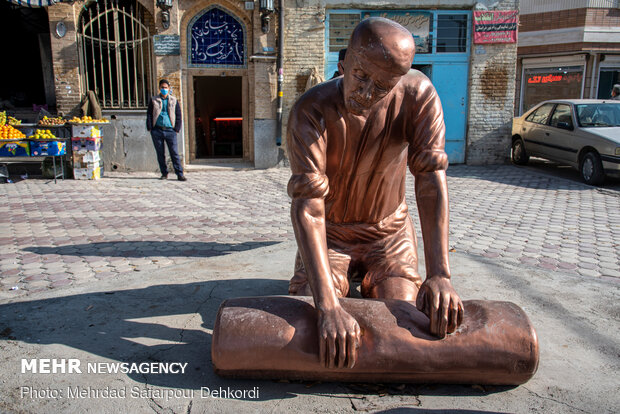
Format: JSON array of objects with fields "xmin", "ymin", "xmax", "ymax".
[
  {"xmin": 446, "ymin": 164, "xmax": 601, "ymax": 191},
  {"xmin": 0, "ymin": 276, "xmax": 513, "ymax": 401},
  {"xmin": 24, "ymin": 241, "xmax": 280, "ymax": 258},
  {"xmin": 0, "ymin": 279, "xmax": 288, "ymax": 401},
  {"xmin": 522, "ymin": 159, "xmax": 620, "ymax": 191}
]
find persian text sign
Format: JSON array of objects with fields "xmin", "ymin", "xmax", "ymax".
[
  {"xmin": 474, "ymin": 11, "xmax": 518, "ymax": 44},
  {"xmin": 154, "ymin": 35, "xmax": 180, "ymax": 56}
]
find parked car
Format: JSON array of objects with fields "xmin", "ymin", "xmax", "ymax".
[{"xmin": 511, "ymin": 99, "xmax": 620, "ymax": 185}]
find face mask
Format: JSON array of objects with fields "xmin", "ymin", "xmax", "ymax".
[{"xmin": 160, "ymin": 88, "xmax": 169, "ymax": 96}]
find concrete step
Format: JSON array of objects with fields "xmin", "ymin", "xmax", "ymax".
[{"xmin": 185, "ymin": 159, "xmax": 254, "ymax": 171}]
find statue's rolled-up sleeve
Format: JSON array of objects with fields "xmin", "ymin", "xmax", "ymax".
[
  {"xmin": 286, "ymin": 100, "xmax": 329, "ymax": 200},
  {"xmin": 407, "ymin": 78, "xmax": 449, "ymax": 174}
]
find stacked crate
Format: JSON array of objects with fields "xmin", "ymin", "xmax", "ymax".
[{"xmin": 71, "ymin": 125, "xmax": 102, "ymax": 180}]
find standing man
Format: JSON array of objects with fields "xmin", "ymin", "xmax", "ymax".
[
  {"xmin": 287, "ymin": 17, "xmax": 463, "ymax": 369},
  {"xmin": 147, "ymin": 79, "xmax": 186, "ymax": 181},
  {"xmin": 611, "ymin": 84, "xmax": 620, "ymax": 100},
  {"xmin": 330, "ymin": 48, "xmax": 347, "ymax": 79}
]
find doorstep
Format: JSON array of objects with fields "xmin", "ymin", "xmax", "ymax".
[{"xmin": 185, "ymin": 159, "xmax": 254, "ymax": 171}]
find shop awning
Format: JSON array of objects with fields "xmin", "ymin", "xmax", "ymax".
[{"xmin": 5, "ymin": 0, "xmax": 62, "ymax": 7}]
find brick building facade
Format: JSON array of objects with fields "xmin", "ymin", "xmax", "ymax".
[
  {"xmin": 41, "ymin": 0, "xmax": 281, "ymax": 172},
  {"xmin": 283, "ymin": 0, "xmax": 519, "ymax": 165},
  {"xmin": 516, "ymin": 0, "xmax": 620, "ymax": 115},
  {"xmin": 5, "ymin": 0, "xmax": 520, "ymax": 170}
]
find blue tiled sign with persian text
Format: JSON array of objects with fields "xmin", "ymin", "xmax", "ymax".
[{"xmin": 189, "ymin": 7, "xmax": 246, "ymax": 68}]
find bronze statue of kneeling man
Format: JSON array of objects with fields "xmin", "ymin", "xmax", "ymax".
[
  {"xmin": 212, "ymin": 17, "xmax": 538, "ymax": 384},
  {"xmin": 287, "ymin": 16, "xmax": 461, "ymax": 368}
]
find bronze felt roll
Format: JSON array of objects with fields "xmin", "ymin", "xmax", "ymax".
[{"xmin": 212, "ymin": 296, "xmax": 539, "ymax": 385}]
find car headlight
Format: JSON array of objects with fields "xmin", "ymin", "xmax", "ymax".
[{"xmin": 616, "ymin": 148, "xmax": 620, "ymax": 156}]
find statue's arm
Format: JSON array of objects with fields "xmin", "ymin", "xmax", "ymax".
[
  {"xmin": 287, "ymin": 100, "xmax": 361, "ymax": 368},
  {"xmin": 414, "ymin": 170, "xmax": 463, "ymax": 338},
  {"xmin": 407, "ymin": 75, "xmax": 463, "ymax": 338},
  {"xmin": 290, "ymin": 197, "xmax": 337, "ymax": 309},
  {"xmin": 290, "ymin": 198, "xmax": 360, "ymax": 368}
]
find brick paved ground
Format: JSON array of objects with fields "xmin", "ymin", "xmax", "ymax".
[{"xmin": 1, "ymin": 165, "xmax": 618, "ymax": 297}]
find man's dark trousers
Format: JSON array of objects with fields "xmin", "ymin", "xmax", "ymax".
[{"xmin": 151, "ymin": 127, "xmax": 183, "ymax": 176}]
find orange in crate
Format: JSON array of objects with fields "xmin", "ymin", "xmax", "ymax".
[{"xmin": 0, "ymin": 125, "xmax": 26, "ymax": 140}]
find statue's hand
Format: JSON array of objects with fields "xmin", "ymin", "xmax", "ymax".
[
  {"xmin": 317, "ymin": 306, "xmax": 361, "ymax": 369},
  {"xmin": 416, "ymin": 276, "xmax": 464, "ymax": 338}
]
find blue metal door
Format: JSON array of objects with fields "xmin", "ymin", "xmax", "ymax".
[
  {"xmin": 431, "ymin": 62, "xmax": 469, "ymax": 164},
  {"xmin": 326, "ymin": 10, "xmax": 471, "ymax": 164}
]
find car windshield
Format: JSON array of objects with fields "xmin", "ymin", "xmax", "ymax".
[{"xmin": 575, "ymin": 103, "xmax": 620, "ymax": 127}]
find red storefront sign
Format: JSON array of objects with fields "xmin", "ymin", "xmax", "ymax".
[
  {"xmin": 527, "ymin": 72, "xmax": 583, "ymax": 85},
  {"xmin": 474, "ymin": 10, "xmax": 518, "ymax": 44}
]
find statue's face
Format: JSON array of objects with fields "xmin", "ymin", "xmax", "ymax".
[{"xmin": 339, "ymin": 49, "xmax": 406, "ymax": 116}]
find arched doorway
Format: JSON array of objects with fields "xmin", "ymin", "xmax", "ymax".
[{"xmin": 186, "ymin": 6, "xmax": 248, "ymax": 161}]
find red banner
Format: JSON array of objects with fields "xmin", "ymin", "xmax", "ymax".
[{"xmin": 473, "ymin": 10, "xmax": 518, "ymax": 44}]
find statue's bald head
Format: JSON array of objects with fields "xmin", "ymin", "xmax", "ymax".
[{"xmin": 349, "ymin": 17, "xmax": 415, "ymax": 76}]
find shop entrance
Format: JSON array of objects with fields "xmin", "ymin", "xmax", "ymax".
[
  {"xmin": 598, "ymin": 68, "xmax": 620, "ymax": 99},
  {"xmin": 193, "ymin": 76, "xmax": 243, "ymax": 158},
  {"xmin": 0, "ymin": 3, "xmax": 54, "ymax": 117}
]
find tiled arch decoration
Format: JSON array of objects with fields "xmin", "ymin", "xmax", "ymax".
[{"xmin": 187, "ymin": 5, "xmax": 247, "ymax": 68}]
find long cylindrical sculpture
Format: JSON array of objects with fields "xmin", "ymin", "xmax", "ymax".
[{"xmin": 212, "ymin": 296, "xmax": 539, "ymax": 385}]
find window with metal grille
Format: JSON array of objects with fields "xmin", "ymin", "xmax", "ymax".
[
  {"xmin": 328, "ymin": 13, "xmax": 360, "ymax": 52},
  {"xmin": 436, "ymin": 14, "xmax": 468, "ymax": 53},
  {"xmin": 77, "ymin": 0, "xmax": 154, "ymax": 109}
]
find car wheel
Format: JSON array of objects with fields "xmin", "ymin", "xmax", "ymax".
[
  {"xmin": 511, "ymin": 139, "xmax": 529, "ymax": 165},
  {"xmin": 580, "ymin": 152, "xmax": 605, "ymax": 186}
]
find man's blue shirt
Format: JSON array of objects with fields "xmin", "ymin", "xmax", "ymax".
[{"xmin": 156, "ymin": 97, "xmax": 173, "ymax": 128}]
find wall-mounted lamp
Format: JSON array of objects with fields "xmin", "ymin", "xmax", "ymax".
[
  {"xmin": 259, "ymin": 0, "xmax": 275, "ymax": 34},
  {"xmin": 156, "ymin": 0, "xmax": 173, "ymax": 30}
]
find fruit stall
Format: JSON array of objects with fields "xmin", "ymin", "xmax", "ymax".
[{"xmin": 0, "ymin": 111, "xmax": 108, "ymax": 183}]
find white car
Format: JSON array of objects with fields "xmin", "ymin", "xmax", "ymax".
[{"xmin": 511, "ymin": 99, "xmax": 620, "ymax": 185}]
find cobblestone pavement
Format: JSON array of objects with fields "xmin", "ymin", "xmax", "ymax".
[{"xmin": 1, "ymin": 165, "xmax": 619, "ymax": 297}]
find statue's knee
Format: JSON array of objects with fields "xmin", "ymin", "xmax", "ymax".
[{"xmin": 364, "ymin": 277, "xmax": 419, "ymax": 301}]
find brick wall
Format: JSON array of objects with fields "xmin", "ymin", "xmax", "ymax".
[
  {"xmin": 253, "ymin": 62, "xmax": 278, "ymax": 119},
  {"xmin": 467, "ymin": 42, "xmax": 518, "ymax": 164},
  {"xmin": 251, "ymin": 3, "xmax": 277, "ymax": 121},
  {"xmin": 518, "ymin": 42, "xmax": 620, "ymax": 55},
  {"xmin": 586, "ymin": 7, "xmax": 620, "ymax": 27},
  {"xmin": 47, "ymin": 4, "xmax": 81, "ymax": 116},
  {"xmin": 519, "ymin": 8, "xmax": 620, "ymax": 32},
  {"xmin": 281, "ymin": 1, "xmax": 326, "ymax": 144},
  {"xmin": 520, "ymin": 8, "xmax": 587, "ymax": 32},
  {"xmin": 465, "ymin": 0, "xmax": 519, "ymax": 165}
]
